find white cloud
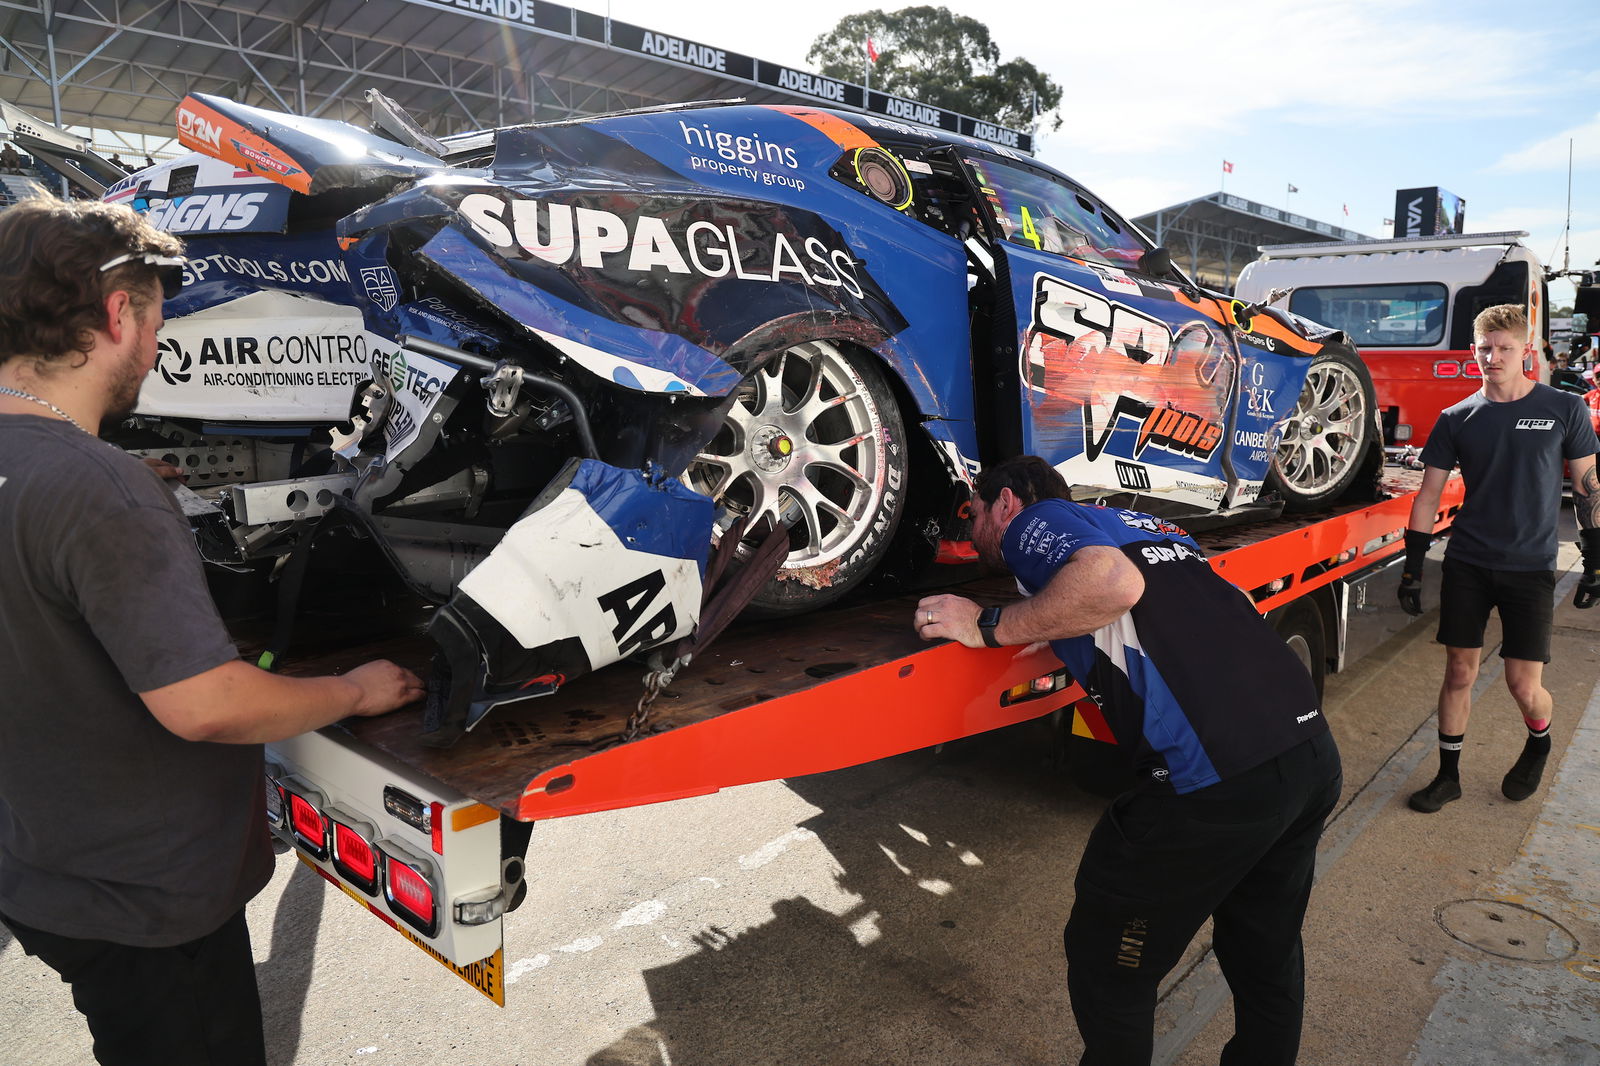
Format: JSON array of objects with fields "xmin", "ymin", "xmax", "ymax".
[{"xmin": 1491, "ymin": 113, "xmax": 1600, "ymax": 173}]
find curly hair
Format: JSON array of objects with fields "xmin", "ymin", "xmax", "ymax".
[
  {"xmin": 974, "ymin": 455, "xmax": 1072, "ymax": 507},
  {"xmin": 1472, "ymin": 303, "xmax": 1528, "ymax": 342},
  {"xmin": 0, "ymin": 194, "xmax": 184, "ymax": 370}
]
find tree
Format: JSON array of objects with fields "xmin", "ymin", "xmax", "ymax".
[{"xmin": 808, "ymin": 7, "xmax": 1062, "ymax": 132}]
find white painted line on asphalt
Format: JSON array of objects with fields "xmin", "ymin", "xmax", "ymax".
[
  {"xmin": 614, "ymin": 900, "xmax": 668, "ymax": 929},
  {"xmin": 737, "ymin": 827, "xmax": 817, "ymax": 869}
]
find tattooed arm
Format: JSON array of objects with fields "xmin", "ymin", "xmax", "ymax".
[
  {"xmin": 1572, "ymin": 454, "xmax": 1599, "ymax": 609},
  {"xmin": 1573, "ymin": 454, "xmax": 1598, "ymax": 531}
]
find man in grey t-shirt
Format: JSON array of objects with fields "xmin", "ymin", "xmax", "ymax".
[
  {"xmin": 0, "ymin": 197, "xmax": 426, "ymax": 1065},
  {"xmin": 1397, "ymin": 304, "xmax": 1599, "ymax": 814}
]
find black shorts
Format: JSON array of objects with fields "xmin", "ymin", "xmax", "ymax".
[{"xmin": 1437, "ymin": 558, "xmax": 1556, "ymax": 662}]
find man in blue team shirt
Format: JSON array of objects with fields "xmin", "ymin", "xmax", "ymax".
[
  {"xmin": 1398, "ymin": 303, "xmax": 1599, "ymax": 813},
  {"xmin": 916, "ymin": 455, "xmax": 1341, "ymax": 1066}
]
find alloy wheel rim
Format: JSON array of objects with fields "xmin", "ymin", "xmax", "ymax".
[{"xmin": 687, "ymin": 340, "xmax": 889, "ymax": 569}]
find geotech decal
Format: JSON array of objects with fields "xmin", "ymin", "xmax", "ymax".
[
  {"xmin": 368, "ymin": 347, "xmax": 459, "ymax": 457},
  {"xmin": 457, "ymin": 193, "xmax": 865, "ymax": 298}
]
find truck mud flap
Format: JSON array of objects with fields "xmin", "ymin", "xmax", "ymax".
[{"xmin": 423, "ymin": 457, "xmax": 713, "ymax": 745}]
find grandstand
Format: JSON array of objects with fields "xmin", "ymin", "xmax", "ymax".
[
  {"xmin": 1132, "ymin": 193, "xmax": 1368, "ymax": 293},
  {"xmin": 0, "ymin": 0, "xmax": 1032, "ymax": 160}
]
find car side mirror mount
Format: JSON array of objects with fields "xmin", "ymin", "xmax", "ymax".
[{"xmin": 1138, "ymin": 246, "xmax": 1199, "ymax": 300}]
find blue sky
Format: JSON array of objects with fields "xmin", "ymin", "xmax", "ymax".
[{"xmin": 588, "ymin": 0, "xmax": 1600, "ymax": 305}]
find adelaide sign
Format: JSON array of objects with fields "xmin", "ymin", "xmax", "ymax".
[{"xmin": 399, "ymin": 0, "xmax": 1034, "ymax": 154}]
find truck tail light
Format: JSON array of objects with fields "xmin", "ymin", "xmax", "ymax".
[
  {"xmin": 326, "ymin": 807, "xmax": 379, "ymax": 896},
  {"xmin": 1463, "ymin": 362, "xmax": 1483, "ymax": 378},
  {"xmin": 1000, "ymin": 669, "xmax": 1070, "ymax": 706},
  {"xmin": 379, "ymin": 841, "xmax": 439, "ymax": 937},
  {"xmin": 1433, "ymin": 361, "xmax": 1460, "ymax": 378},
  {"xmin": 279, "ymin": 779, "xmax": 329, "ymax": 860}
]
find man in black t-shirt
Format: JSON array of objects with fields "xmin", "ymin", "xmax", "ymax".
[
  {"xmin": 916, "ymin": 456, "xmax": 1342, "ymax": 1066},
  {"xmin": 1398, "ymin": 304, "xmax": 1600, "ymax": 813},
  {"xmin": 0, "ymin": 197, "xmax": 425, "ymax": 1065}
]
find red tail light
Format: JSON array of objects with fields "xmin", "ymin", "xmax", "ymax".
[
  {"xmin": 1433, "ymin": 361, "xmax": 1460, "ymax": 378},
  {"xmin": 379, "ymin": 841, "xmax": 439, "ymax": 937},
  {"xmin": 1463, "ymin": 362, "xmax": 1483, "ymax": 378},
  {"xmin": 327, "ymin": 809, "xmax": 379, "ymax": 896},
  {"xmin": 280, "ymin": 780, "xmax": 329, "ymax": 860}
]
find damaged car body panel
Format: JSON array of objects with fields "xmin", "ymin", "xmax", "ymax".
[{"xmin": 110, "ymin": 92, "xmax": 1380, "ymax": 740}]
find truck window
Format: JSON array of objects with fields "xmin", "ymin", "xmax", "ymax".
[
  {"xmin": 1288, "ymin": 284, "xmax": 1448, "ymax": 347},
  {"xmin": 963, "ymin": 155, "xmax": 1148, "ymax": 269}
]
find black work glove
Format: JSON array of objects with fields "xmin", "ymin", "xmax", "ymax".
[
  {"xmin": 1576, "ymin": 528, "xmax": 1600, "ymax": 609},
  {"xmin": 1397, "ymin": 529, "xmax": 1430, "ymax": 616}
]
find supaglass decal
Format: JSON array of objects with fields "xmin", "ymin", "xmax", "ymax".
[{"xmin": 457, "ymin": 193, "xmax": 865, "ymax": 297}]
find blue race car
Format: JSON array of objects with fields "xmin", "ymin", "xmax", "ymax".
[{"xmin": 110, "ymin": 91, "xmax": 1379, "ymax": 738}]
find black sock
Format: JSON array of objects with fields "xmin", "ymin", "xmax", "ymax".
[
  {"xmin": 1438, "ymin": 732, "xmax": 1465, "ymax": 780},
  {"xmin": 1525, "ymin": 722, "xmax": 1551, "ymax": 757}
]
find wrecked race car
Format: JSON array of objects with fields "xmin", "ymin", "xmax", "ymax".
[{"xmin": 107, "ymin": 90, "xmax": 1380, "ymax": 739}]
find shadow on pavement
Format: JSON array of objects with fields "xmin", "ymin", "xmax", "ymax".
[{"xmin": 586, "ymin": 718, "xmax": 1107, "ymax": 1066}]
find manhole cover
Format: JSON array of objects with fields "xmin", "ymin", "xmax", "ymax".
[{"xmin": 1436, "ymin": 899, "xmax": 1579, "ymax": 962}]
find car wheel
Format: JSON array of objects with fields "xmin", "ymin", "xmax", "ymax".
[
  {"xmin": 1268, "ymin": 597, "xmax": 1326, "ymax": 701},
  {"xmin": 686, "ymin": 339, "xmax": 907, "ymax": 615},
  {"xmin": 1267, "ymin": 345, "xmax": 1378, "ymax": 512}
]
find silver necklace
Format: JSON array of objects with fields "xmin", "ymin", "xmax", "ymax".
[{"xmin": 0, "ymin": 385, "xmax": 89, "ymax": 434}]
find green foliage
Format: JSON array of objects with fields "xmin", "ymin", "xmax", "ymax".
[{"xmin": 807, "ymin": 6, "xmax": 1061, "ymax": 132}]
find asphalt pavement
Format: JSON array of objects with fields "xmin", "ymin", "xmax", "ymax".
[{"xmin": 2, "ymin": 518, "xmax": 1598, "ymax": 1065}]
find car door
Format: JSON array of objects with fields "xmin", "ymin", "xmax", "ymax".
[{"xmin": 958, "ymin": 152, "xmax": 1245, "ymax": 515}]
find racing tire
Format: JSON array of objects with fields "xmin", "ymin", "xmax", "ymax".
[
  {"xmin": 686, "ymin": 340, "xmax": 908, "ymax": 616},
  {"xmin": 1266, "ymin": 346, "xmax": 1379, "ymax": 512},
  {"xmin": 1269, "ymin": 597, "xmax": 1326, "ymax": 702}
]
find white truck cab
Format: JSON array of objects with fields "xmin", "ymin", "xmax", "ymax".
[{"xmin": 1236, "ymin": 231, "xmax": 1548, "ymax": 451}]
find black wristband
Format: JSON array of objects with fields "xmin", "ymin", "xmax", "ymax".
[
  {"xmin": 1403, "ymin": 529, "xmax": 1431, "ymax": 574},
  {"xmin": 978, "ymin": 606, "xmax": 1003, "ymax": 648},
  {"xmin": 1580, "ymin": 527, "xmax": 1600, "ymax": 566}
]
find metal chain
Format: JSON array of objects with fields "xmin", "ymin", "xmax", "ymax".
[
  {"xmin": 0, "ymin": 386, "xmax": 90, "ymax": 434},
  {"xmin": 622, "ymin": 652, "xmax": 690, "ymax": 742}
]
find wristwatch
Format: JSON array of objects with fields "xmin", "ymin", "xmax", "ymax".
[{"xmin": 977, "ymin": 606, "xmax": 1004, "ymax": 648}]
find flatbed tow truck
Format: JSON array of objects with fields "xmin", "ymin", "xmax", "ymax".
[{"xmin": 257, "ymin": 467, "xmax": 1463, "ymax": 1005}]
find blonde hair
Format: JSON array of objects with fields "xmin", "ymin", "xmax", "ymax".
[{"xmin": 1472, "ymin": 304, "xmax": 1528, "ymax": 341}]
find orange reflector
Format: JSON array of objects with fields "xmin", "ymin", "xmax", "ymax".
[{"xmin": 451, "ymin": 803, "xmax": 500, "ymax": 833}]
